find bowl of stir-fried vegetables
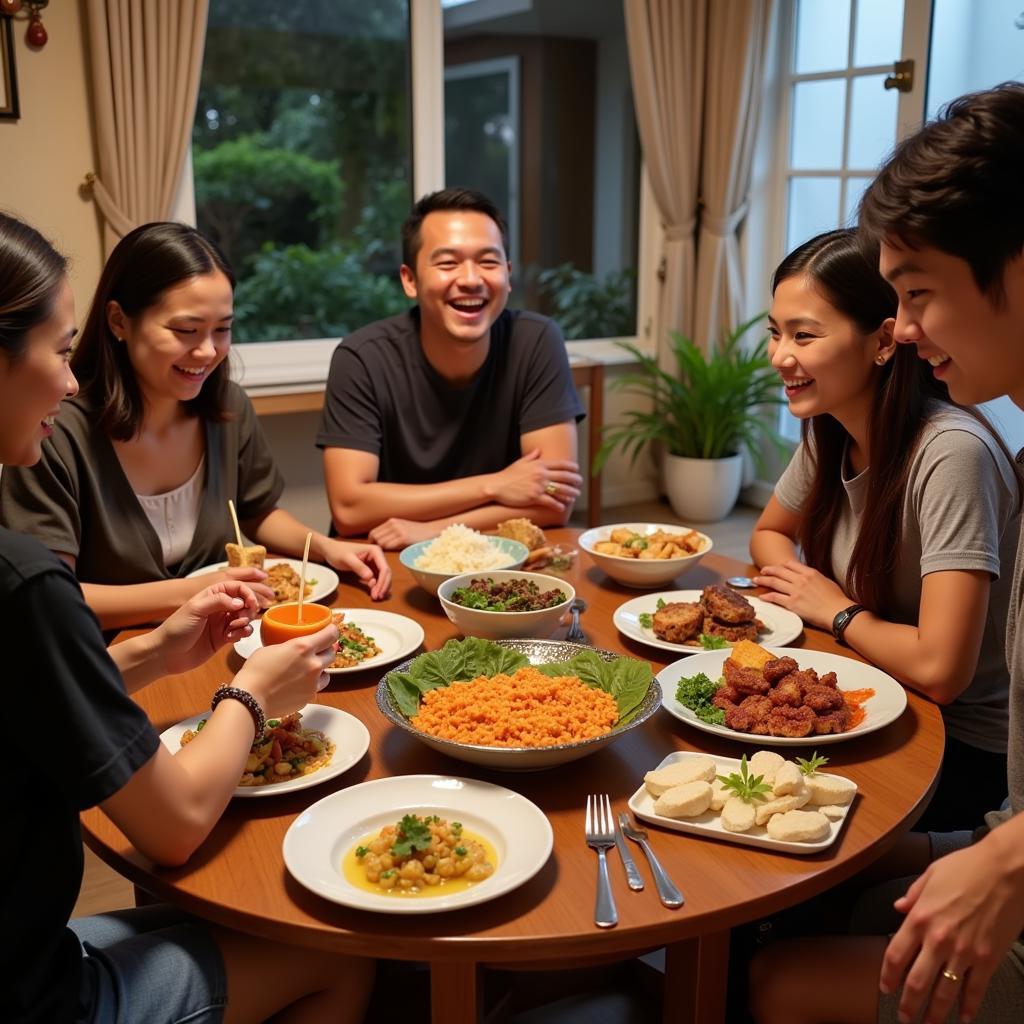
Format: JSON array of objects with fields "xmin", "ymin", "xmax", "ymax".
[{"xmin": 437, "ymin": 570, "xmax": 574, "ymax": 640}]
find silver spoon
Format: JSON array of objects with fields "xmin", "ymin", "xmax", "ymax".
[
  {"xmin": 726, "ymin": 576, "xmax": 757, "ymax": 589},
  {"xmin": 566, "ymin": 597, "xmax": 588, "ymax": 643}
]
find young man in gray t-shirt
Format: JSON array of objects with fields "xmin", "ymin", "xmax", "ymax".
[{"xmin": 317, "ymin": 187, "xmax": 584, "ymax": 548}]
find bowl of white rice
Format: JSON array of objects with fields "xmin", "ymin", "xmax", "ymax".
[{"xmin": 399, "ymin": 525, "xmax": 529, "ymax": 596}]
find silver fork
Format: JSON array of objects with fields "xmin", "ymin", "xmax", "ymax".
[
  {"xmin": 585, "ymin": 794, "xmax": 618, "ymax": 928},
  {"xmin": 566, "ymin": 598, "xmax": 588, "ymax": 643},
  {"xmin": 618, "ymin": 812, "xmax": 684, "ymax": 909}
]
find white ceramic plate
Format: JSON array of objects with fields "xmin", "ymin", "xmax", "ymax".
[
  {"xmin": 283, "ymin": 774, "xmax": 553, "ymax": 914},
  {"xmin": 628, "ymin": 750, "xmax": 857, "ymax": 855},
  {"xmin": 234, "ymin": 608, "xmax": 425, "ymax": 675},
  {"xmin": 159, "ymin": 704, "xmax": 370, "ymax": 798},
  {"xmin": 187, "ymin": 557, "xmax": 340, "ymax": 607},
  {"xmin": 658, "ymin": 646, "xmax": 907, "ymax": 746},
  {"xmin": 613, "ymin": 590, "xmax": 803, "ymax": 655}
]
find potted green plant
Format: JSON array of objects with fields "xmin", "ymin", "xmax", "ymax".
[{"xmin": 594, "ymin": 315, "xmax": 786, "ymax": 522}]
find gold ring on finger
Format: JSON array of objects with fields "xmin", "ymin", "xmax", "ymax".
[
  {"xmin": 941, "ymin": 968, "xmax": 961, "ymax": 983},
  {"xmin": 545, "ymin": 482, "xmax": 558, "ymax": 496}
]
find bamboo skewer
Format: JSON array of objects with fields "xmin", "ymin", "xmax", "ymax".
[
  {"xmin": 227, "ymin": 499, "xmax": 243, "ymax": 549},
  {"xmin": 297, "ymin": 532, "xmax": 312, "ymax": 622}
]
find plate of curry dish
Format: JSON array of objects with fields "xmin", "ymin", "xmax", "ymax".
[
  {"xmin": 188, "ymin": 556, "xmax": 340, "ymax": 607},
  {"xmin": 613, "ymin": 586, "xmax": 803, "ymax": 655},
  {"xmin": 658, "ymin": 640, "xmax": 906, "ymax": 746}
]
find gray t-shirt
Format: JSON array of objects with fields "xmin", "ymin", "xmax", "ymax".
[
  {"xmin": 775, "ymin": 405, "xmax": 1018, "ymax": 753},
  {"xmin": 315, "ymin": 308, "xmax": 584, "ymax": 482}
]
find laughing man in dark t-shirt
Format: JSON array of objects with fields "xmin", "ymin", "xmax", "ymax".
[{"xmin": 316, "ymin": 187, "xmax": 585, "ymax": 549}]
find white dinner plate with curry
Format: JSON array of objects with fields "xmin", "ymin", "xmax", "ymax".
[
  {"xmin": 658, "ymin": 646, "xmax": 907, "ymax": 746},
  {"xmin": 159, "ymin": 703, "xmax": 370, "ymax": 798},
  {"xmin": 187, "ymin": 556, "xmax": 340, "ymax": 607},
  {"xmin": 283, "ymin": 774, "xmax": 553, "ymax": 914},
  {"xmin": 234, "ymin": 608, "xmax": 425, "ymax": 675},
  {"xmin": 613, "ymin": 590, "xmax": 803, "ymax": 655}
]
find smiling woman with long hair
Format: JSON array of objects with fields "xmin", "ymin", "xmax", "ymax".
[
  {"xmin": 0, "ymin": 212, "xmax": 371, "ymax": 1024},
  {"xmin": 0, "ymin": 222, "xmax": 390, "ymax": 630},
  {"xmin": 750, "ymin": 228, "xmax": 1020, "ymax": 832}
]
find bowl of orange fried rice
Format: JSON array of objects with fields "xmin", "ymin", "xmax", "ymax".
[{"xmin": 375, "ymin": 638, "xmax": 662, "ymax": 770}]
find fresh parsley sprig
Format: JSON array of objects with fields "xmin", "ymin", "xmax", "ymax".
[
  {"xmin": 698, "ymin": 633, "xmax": 729, "ymax": 650},
  {"xmin": 717, "ymin": 754, "xmax": 773, "ymax": 804},
  {"xmin": 391, "ymin": 814, "xmax": 434, "ymax": 857},
  {"xmin": 796, "ymin": 752, "xmax": 829, "ymax": 776},
  {"xmin": 638, "ymin": 598, "xmax": 668, "ymax": 630}
]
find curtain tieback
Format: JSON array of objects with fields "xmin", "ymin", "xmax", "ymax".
[
  {"xmin": 663, "ymin": 219, "xmax": 697, "ymax": 242},
  {"xmin": 701, "ymin": 201, "xmax": 750, "ymax": 238},
  {"xmin": 83, "ymin": 172, "xmax": 136, "ymax": 239}
]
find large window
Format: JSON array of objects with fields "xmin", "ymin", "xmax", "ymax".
[{"xmin": 193, "ymin": 0, "xmax": 412, "ymax": 343}]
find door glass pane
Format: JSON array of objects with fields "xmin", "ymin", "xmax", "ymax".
[
  {"xmin": 787, "ymin": 177, "xmax": 841, "ymax": 251},
  {"xmin": 795, "ymin": 0, "xmax": 851, "ymax": 74},
  {"xmin": 445, "ymin": 60, "xmax": 516, "ymax": 256},
  {"xmin": 843, "ymin": 176, "xmax": 874, "ymax": 225},
  {"xmin": 444, "ymin": 0, "xmax": 638, "ymax": 338},
  {"xmin": 927, "ymin": 0, "xmax": 1024, "ymax": 118},
  {"xmin": 852, "ymin": 0, "xmax": 905, "ymax": 67},
  {"xmin": 791, "ymin": 79, "xmax": 846, "ymax": 169},
  {"xmin": 847, "ymin": 74, "xmax": 899, "ymax": 169}
]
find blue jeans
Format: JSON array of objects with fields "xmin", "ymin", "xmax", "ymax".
[{"xmin": 70, "ymin": 905, "xmax": 226, "ymax": 1024}]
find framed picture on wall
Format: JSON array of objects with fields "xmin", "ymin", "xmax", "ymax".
[{"xmin": 1, "ymin": 15, "xmax": 19, "ymax": 120}]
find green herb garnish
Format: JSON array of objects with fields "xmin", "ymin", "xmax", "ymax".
[
  {"xmin": 380, "ymin": 869, "xmax": 396, "ymax": 879},
  {"xmin": 699, "ymin": 633, "xmax": 729, "ymax": 650},
  {"xmin": 355, "ymin": 845, "xmax": 369, "ymax": 858},
  {"xmin": 796, "ymin": 752, "xmax": 829, "ymax": 776},
  {"xmin": 638, "ymin": 613, "xmax": 653, "ymax": 629},
  {"xmin": 266, "ymin": 719, "xmax": 280, "ymax": 728},
  {"xmin": 391, "ymin": 814, "xmax": 434, "ymax": 857},
  {"xmin": 717, "ymin": 755, "xmax": 773, "ymax": 804},
  {"xmin": 454, "ymin": 846, "xmax": 467, "ymax": 857},
  {"xmin": 675, "ymin": 672, "xmax": 725, "ymax": 725}
]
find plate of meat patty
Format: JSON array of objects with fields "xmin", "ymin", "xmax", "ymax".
[
  {"xmin": 613, "ymin": 586, "xmax": 802, "ymax": 654},
  {"xmin": 658, "ymin": 646, "xmax": 907, "ymax": 745}
]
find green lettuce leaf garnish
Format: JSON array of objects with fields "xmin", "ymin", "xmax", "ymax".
[{"xmin": 386, "ymin": 638, "xmax": 652, "ymax": 727}]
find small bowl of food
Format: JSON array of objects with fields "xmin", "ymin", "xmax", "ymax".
[
  {"xmin": 376, "ymin": 637, "xmax": 662, "ymax": 770},
  {"xmin": 437, "ymin": 570, "xmax": 575, "ymax": 640},
  {"xmin": 399, "ymin": 524, "xmax": 529, "ymax": 595},
  {"xmin": 579, "ymin": 522, "xmax": 712, "ymax": 588}
]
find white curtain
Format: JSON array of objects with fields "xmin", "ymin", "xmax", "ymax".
[{"xmin": 84, "ymin": 0, "xmax": 209, "ymax": 256}]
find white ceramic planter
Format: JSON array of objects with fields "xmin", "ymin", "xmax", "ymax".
[{"xmin": 663, "ymin": 452, "xmax": 743, "ymax": 522}]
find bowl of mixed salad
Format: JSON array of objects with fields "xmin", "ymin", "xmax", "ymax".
[{"xmin": 437, "ymin": 570, "xmax": 575, "ymax": 640}]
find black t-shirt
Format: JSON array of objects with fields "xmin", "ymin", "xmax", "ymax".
[
  {"xmin": 1, "ymin": 528, "xmax": 159, "ymax": 1023},
  {"xmin": 315, "ymin": 308, "xmax": 585, "ymax": 482}
]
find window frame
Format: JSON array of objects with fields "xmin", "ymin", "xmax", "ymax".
[{"xmin": 176, "ymin": 1, "xmax": 654, "ymax": 394}]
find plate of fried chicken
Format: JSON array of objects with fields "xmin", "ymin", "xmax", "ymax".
[
  {"xmin": 658, "ymin": 643, "xmax": 907, "ymax": 745},
  {"xmin": 613, "ymin": 585, "xmax": 803, "ymax": 655}
]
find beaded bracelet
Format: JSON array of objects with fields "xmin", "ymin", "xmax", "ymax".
[{"xmin": 211, "ymin": 684, "xmax": 266, "ymax": 742}]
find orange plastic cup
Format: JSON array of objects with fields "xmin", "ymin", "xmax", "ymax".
[{"xmin": 260, "ymin": 602, "xmax": 334, "ymax": 646}]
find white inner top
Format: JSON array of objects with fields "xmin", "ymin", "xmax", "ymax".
[{"xmin": 136, "ymin": 457, "xmax": 206, "ymax": 567}]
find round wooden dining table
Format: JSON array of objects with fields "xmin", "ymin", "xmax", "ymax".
[{"xmin": 82, "ymin": 528, "xmax": 944, "ymax": 1024}]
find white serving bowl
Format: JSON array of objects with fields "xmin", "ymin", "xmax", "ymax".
[
  {"xmin": 437, "ymin": 570, "xmax": 575, "ymax": 641},
  {"xmin": 398, "ymin": 536, "xmax": 529, "ymax": 596},
  {"xmin": 376, "ymin": 639, "xmax": 662, "ymax": 771},
  {"xmin": 579, "ymin": 521, "xmax": 712, "ymax": 588}
]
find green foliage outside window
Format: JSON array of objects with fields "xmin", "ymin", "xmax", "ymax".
[{"xmin": 537, "ymin": 263, "xmax": 636, "ymax": 340}]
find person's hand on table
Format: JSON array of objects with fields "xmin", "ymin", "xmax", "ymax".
[
  {"xmin": 321, "ymin": 537, "xmax": 392, "ymax": 599},
  {"xmin": 152, "ymin": 580, "xmax": 261, "ymax": 675},
  {"xmin": 486, "ymin": 448, "xmax": 582, "ymax": 510},
  {"xmin": 235, "ymin": 621, "xmax": 339, "ymax": 716},
  {"xmin": 368, "ymin": 518, "xmax": 439, "ymax": 550},
  {"xmin": 186, "ymin": 566, "xmax": 277, "ymax": 608},
  {"xmin": 880, "ymin": 828, "xmax": 1024, "ymax": 1024},
  {"xmin": 752, "ymin": 560, "xmax": 852, "ymax": 630}
]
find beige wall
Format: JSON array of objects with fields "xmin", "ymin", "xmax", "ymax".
[{"xmin": 0, "ymin": 1, "xmax": 104, "ymax": 317}]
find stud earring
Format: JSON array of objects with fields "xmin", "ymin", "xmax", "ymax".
[{"xmin": 876, "ymin": 356, "xmax": 886, "ymax": 365}]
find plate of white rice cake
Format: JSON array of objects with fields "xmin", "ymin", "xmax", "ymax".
[{"xmin": 628, "ymin": 749, "xmax": 857, "ymax": 854}]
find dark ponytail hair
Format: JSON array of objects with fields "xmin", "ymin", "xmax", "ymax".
[
  {"xmin": 72, "ymin": 222, "xmax": 235, "ymax": 440},
  {"xmin": 0, "ymin": 212, "xmax": 68, "ymax": 361},
  {"xmin": 774, "ymin": 228, "xmax": 1018, "ymax": 618}
]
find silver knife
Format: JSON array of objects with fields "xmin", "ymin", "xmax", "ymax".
[{"xmin": 613, "ymin": 816, "xmax": 645, "ymax": 891}]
